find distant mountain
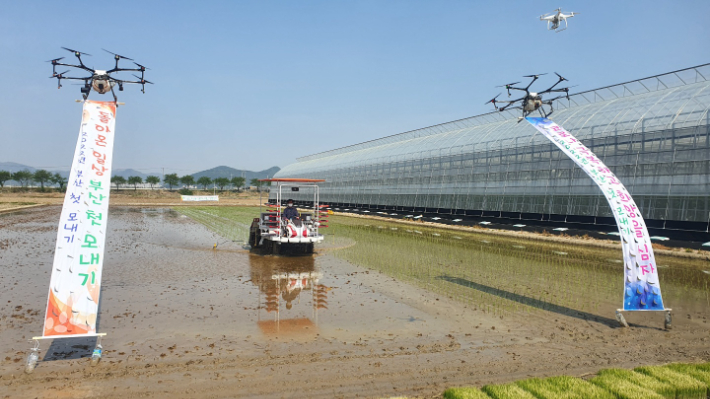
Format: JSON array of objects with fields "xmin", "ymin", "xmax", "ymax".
[
  {"xmin": 112, "ymin": 169, "xmax": 152, "ymax": 180},
  {"xmin": 192, "ymin": 166, "xmax": 280, "ymax": 181},
  {"xmin": 1, "ymin": 162, "xmax": 280, "ymax": 184},
  {"xmin": 0, "ymin": 162, "xmax": 36, "ymax": 173}
]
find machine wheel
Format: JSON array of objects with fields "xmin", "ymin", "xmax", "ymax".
[
  {"xmin": 305, "ymin": 243, "xmax": 314, "ymax": 254},
  {"xmin": 248, "ymin": 232, "xmax": 255, "ymax": 247},
  {"xmin": 272, "ymin": 242, "xmax": 281, "ymax": 255}
]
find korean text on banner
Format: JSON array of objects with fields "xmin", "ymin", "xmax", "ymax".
[
  {"xmin": 43, "ymin": 101, "xmax": 117, "ymax": 337},
  {"xmin": 526, "ymin": 117, "xmax": 663, "ymax": 311}
]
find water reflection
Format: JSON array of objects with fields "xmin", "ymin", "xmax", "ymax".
[
  {"xmin": 248, "ymin": 254, "xmax": 328, "ymax": 336},
  {"xmin": 328, "ymin": 219, "xmax": 710, "ymax": 319}
]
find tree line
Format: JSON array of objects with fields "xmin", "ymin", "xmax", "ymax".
[
  {"xmin": 0, "ymin": 169, "xmax": 67, "ymax": 191},
  {"xmin": 0, "ymin": 169, "xmax": 266, "ymax": 193},
  {"xmin": 109, "ymin": 174, "xmax": 265, "ymax": 192}
]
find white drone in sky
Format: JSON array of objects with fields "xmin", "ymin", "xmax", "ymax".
[{"xmin": 540, "ymin": 8, "xmax": 579, "ymax": 32}]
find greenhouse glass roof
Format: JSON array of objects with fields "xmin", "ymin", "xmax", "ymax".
[{"xmin": 280, "ymin": 64, "xmax": 710, "ymax": 176}]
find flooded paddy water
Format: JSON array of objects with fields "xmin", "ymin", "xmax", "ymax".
[{"xmin": 1, "ymin": 205, "xmax": 709, "ymax": 398}]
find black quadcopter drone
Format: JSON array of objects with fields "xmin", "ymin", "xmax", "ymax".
[
  {"xmin": 486, "ymin": 73, "xmax": 574, "ymax": 120},
  {"xmin": 48, "ymin": 47, "xmax": 152, "ymax": 104}
]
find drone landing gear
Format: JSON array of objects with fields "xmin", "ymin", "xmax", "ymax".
[{"xmin": 110, "ymin": 86, "xmax": 119, "ymax": 107}]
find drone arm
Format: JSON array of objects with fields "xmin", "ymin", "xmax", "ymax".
[
  {"xmin": 545, "ymin": 87, "xmax": 569, "ymax": 94},
  {"xmin": 498, "ymin": 97, "xmax": 524, "ymax": 104},
  {"xmin": 106, "ymin": 67, "xmax": 144, "ymax": 74},
  {"xmin": 524, "ymin": 76, "xmax": 539, "ymax": 91},
  {"xmin": 540, "ymin": 78, "xmax": 566, "ymax": 93},
  {"xmin": 53, "ymin": 62, "xmax": 94, "ymax": 73},
  {"xmin": 58, "ymin": 76, "xmax": 92, "ymax": 81},
  {"xmin": 117, "ymin": 79, "xmax": 146, "ymax": 85}
]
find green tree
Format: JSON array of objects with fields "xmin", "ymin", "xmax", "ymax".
[
  {"xmin": 231, "ymin": 176, "xmax": 245, "ymax": 192},
  {"xmin": 12, "ymin": 170, "xmax": 33, "ymax": 188},
  {"xmin": 163, "ymin": 173, "xmax": 179, "ymax": 190},
  {"xmin": 111, "ymin": 175, "xmax": 126, "ymax": 190},
  {"xmin": 197, "ymin": 176, "xmax": 212, "ymax": 190},
  {"xmin": 180, "ymin": 175, "xmax": 195, "ymax": 188},
  {"xmin": 250, "ymin": 178, "xmax": 264, "ymax": 192},
  {"xmin": 214, "ymin": 177, "xmax": 230, "ymax": 191},
  {"xmin": 51, "ymin": 173, "xmax": 67, "ymax": 191},
  {"xmin": 146, "ymin": 175, "xmax": 160, "ymax": 190},
  {"xmin": 0, "ymin": 170, "xmax": 11, "ymax": 191},
  {"xmin": 33, "ymin": 169, "xmax": 53, "ymax": 191},
  {"xmin": 128, "ymin": 176, "xmax": 143, "ymax": 191}
]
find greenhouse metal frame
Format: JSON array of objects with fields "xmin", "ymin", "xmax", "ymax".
[{"xmin": 274, "ymin": 64, "xmax": 710, "ymax": 232}]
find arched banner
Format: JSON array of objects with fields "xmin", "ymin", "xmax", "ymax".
[{"xmin": 526, "ymin": 117, "xmax": 664, "ymax": 311}]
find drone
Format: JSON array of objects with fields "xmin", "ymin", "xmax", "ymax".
[
  {"xmin": 486, "ymin": 73, "xmax": 574, "ymax": 120},
  {"xmin": 539, "ymin": 8, "xmax": 579, "ymax": 32},
  {"xmin": 48, "ymin": 47, "xmax": 152, "ymax": 104}
]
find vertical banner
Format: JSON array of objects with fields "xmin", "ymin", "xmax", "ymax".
[
  {"xmin": 526, "ymin": 117, "xmax": 664, "ymax": 311},
  {"xmin": 43, "ymin": 100, "xmax": 116, "ymax": 337}
]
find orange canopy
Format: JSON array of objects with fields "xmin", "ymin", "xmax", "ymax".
[{"xmin": 258, "ymin": 178, "xmax": 325, "ymax": 183}]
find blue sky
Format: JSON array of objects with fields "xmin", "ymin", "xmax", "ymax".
[{"xmin": 1, "ymin": 1, "xmax": 708, "ymax": 175}]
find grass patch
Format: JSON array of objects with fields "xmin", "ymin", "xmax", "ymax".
[
  {"xmin": 443, "ymin": 387, "xmax": 492, "ymax": 399},
  {"xmin": 516, "ymin": 375, "xmax": 615, "ymax": 399},
  {"xmin": 634, "ymin": 365, "xmax": 706, "ymax": 399},
  {"xmin": 175, "ymin": 206, "xmax": 260, "ymax": 243},
  {"xmin": 664, "ymin": 363, "xmax": 710, "ymax": 389},
  {"xmin": 596, "ymin": 368, "xmax": 675, "ymax": 398},
  {"xmin": 590, "ymin": 374, "xmax": 665, "ymax": 399},
  {"xmin": 482, "ymin": 383, "xmax": 536, "ymax": 399}
]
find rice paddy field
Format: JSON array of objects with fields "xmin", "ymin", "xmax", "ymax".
[
  {"xmin": 2, "ymin": 204, "xmax": 709, "ymax": 398},
  {"xmin": 173, "ymin": 206, "xmax": 710, "ymax": 396},
  {"xmin": 177, "ymin": 206, "xmax": 710, "ymax": 322}
]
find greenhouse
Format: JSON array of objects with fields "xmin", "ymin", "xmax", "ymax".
[{"xmin": 273, "ymin": 64, "xmax": 710, "ymax": 232}]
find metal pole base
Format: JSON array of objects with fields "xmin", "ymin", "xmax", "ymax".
[
  {"xmin": 90, "ymin": 335, "xmax": 103, "ymax": 367},
  {"xmin": 24, "ymin": 340, "xmax": 40, "ymax": 374},
  {"xmin": 664, "ymin": 310, "xmax": 672, "ymax": 330},
  {"xmin": 615, "ymin": 310, "xmax": 629, "ymax": 328},
  {"xmin": 615, "ymin": 309, "xmax": 672, "ymax": 329}
]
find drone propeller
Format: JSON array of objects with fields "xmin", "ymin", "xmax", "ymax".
[
  {"xmin": 554, "ymin": 72, "xmax": 568, "ymax": 81},
  {"xmin": 46, "ymin": 57, "xmax": 65, "ymax": 63},
  {"xmin": 562, "ymin": 85, "xmax": 578, "ymax": 97},
  {"xmin": 495, "ymin": 82, "xmax": 520, "ymax": 88},
  {"xmin": 132, "ymin": 74, "xmax": 153, "ymax": 84},
  {"xmin": 61, "ymin": 47, "xmax": 91, "ymax": 56},
  {"xmin": 50, "ymin": 70, "xmax": 70, "ymax": 78},
  {"xmin": 523, "ymin": 73, "xmax": 547, "ymax": 78},
  {"xmin": 486, "ymin": 94, "xmax": 501, "ymax": 110},
  {"xmin": 133, "ymin": 62, "xmax": 151, "ymax": 71},
  {"xmin": 103, "ymin": 48, "xmax": 133, "ymax": 60}
]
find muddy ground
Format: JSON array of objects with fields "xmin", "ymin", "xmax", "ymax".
[{"xmin": 0, "ymin": 206, "xmax": 709, "ymax": 398}]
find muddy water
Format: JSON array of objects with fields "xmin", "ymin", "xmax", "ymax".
[
  {"xmin": 1, "ymin": 206, "xmax": 709, "ymax": 399},
  {"xmin": 326, "ymin": 217, "xmax": 710, "ymax": 323}
]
